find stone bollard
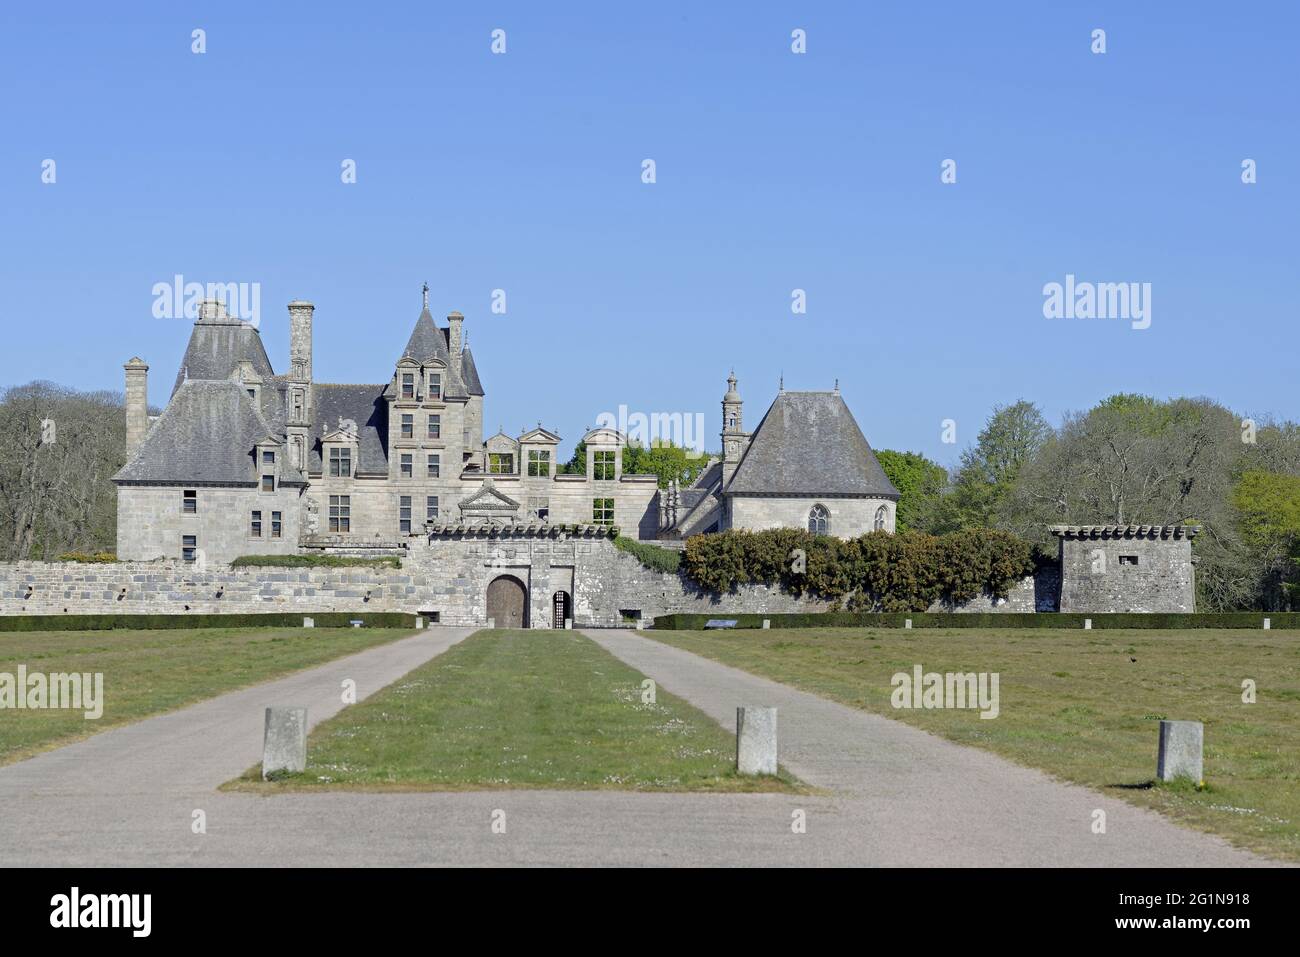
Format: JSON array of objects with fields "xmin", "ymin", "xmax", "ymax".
[
  {"xmin": 415, "ymin": 616, "xmax": 423, "ymax": 629},
  {"xmin": 263, "ymin": 707, "xmax": 307, "ymax": 779},
  {"xmin": 1084, "ymin": 618, "xmax": 1092, "ymax": 630},
  {"xmin": 302, "ymin": 616, "xmax": 314, "ymax": 628},
  {"xmin": 1263, "ymin": 618, "xmax": 1271, "ymax": 630},
  {"xmin": 762, "ymin": 619, "xmax": 770, "ymax": 630},
  {"xmin": 736, "ymin": 707, "xmax": 778, "ymax": 775},
  {"xmin": 1157, "ymin": 720, "xmax": 1203, "ymax": 784},
  {"xmin": 486, "ymin": 617, "xmax": 496, "ymax": 629},
  {"xmin": 564, "ymin": 618, "xmax": 572, "ymax": 630},
  {"xmin": 905, "ymin": 618, "xmax": 912, "ymax": 629}
]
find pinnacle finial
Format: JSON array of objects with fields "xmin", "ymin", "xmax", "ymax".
[{"xmin": 422, "ymin": 282, "xmax": 429, "ymax": 309}]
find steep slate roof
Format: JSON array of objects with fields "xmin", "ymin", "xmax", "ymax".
[
  {"xmin": 397, "ymin": 307, "xmax": 482, "ymax": 398},
  {"xmin": 461, "ymin": 347, "xmax": 484, "ymax": 396},
  {"xmin": 170, "ymin": 316, "xmax": 275, "ymax": 396},
  {"xmin": 726, "ymin": 391, "xmax": 899, "ymax": 498},
  {"xmin": 114, "ymin": 380, "xmax": 293, "ymax": 484},
  {"xmin": 308, "ymin": 383, "xmax": 389, "ymax": 474}
]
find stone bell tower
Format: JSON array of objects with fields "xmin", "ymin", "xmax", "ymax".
[{"xmin": 720, "ymin": 370, "xmax": 748, "ymax": 485}]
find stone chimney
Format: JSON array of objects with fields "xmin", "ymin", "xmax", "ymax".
[
  {"xmin": 288, "ymin": 300, "xmax": 314, "ymax": 383},
  {"xmin": 447, "ymin": 311, "xmax": 464, "ymax": 361},
  {"xmin": 124, "ymin": 357, "xmax": 149, "ymax": 458}
]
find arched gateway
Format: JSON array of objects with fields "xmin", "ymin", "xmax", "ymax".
[{"xmin": 486, "ymin": 575, "xmax": 528, "ymax": 629}]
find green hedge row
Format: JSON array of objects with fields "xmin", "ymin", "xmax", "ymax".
[
  {"xmin": 613, "ymin": 536, "xmax": 682, "ymax": 574},
  {"xmin": 682, "ymin": 527, "xmax": 1036, "ymax": 611},
  {"xmin": 229, "ymin": 555, "xmax": 402, "ymax": 569},
  {"xmin": 0, "ymin": 612, "xmax": 419, "ymax": 632},
  {"xmin": 651, "ymin": 611, "xmax": 1300, "ymax": 630}
]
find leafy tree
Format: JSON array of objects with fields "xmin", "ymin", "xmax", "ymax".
[
  {"xmin": 936, "ymin": 400, "xmax": 1051, "ymax": 532},
  {"xmin": 876, "ymin": 449, "xmax": 947, "ymax": 533},
  {"xmin": 1232, "ymin": 470, "xmax": 1300, "ymax": 608}
]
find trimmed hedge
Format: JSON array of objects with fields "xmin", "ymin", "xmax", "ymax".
[
  {"xmin": 613, "ymin": 536, "xmax": 682, "ymax": 574},
  {"xmin": 0, "ymin": 612, "xmax": 418, "ymax": 632},
  {"xmin": 56, "ymin": 552, "xmax": 118, "ymax": 563},
  {"xmin": 229, "ymin": 555, "xmax": 402, "ymax": 570},
  {"xmin": 651, "ymin": 611, "xmax": 1300, "ymax": 630},
  {"xmin": 682, "ymin": 527, "xmax": 1036, "ymax": 612}
]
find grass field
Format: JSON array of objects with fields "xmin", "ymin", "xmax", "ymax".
[
  {"xmin": 232, "ymin": 628, "xmax": 802, "ymax": 793},
  {"xmin": 0, "ymin": 626, "xmax": 415, "ymax": 766},
  {"xmin": 650, "ymin": 626, "xmax": 1300, "ymax": 861}
]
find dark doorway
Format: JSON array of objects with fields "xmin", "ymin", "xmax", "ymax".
[
  {"xmin": 487, "ymin": 575, "xmax": 528, "ymax": 629},
  {"xmin": 552, "ymin": 590, "xmax": 571, "ymax": 629}
]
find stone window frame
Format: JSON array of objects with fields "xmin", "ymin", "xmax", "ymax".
[
  {"xmin": 400, "ymin": 413, "xmax": 414, "ymax": 439},
  {"xmin": 527, "ymin": 449, "xmax": 551, "ymax": 477},
  {"xmin": 593, "ymin": 497, "xmax": 615, "ymax": 525},
  {"xmin": 426, "ymin": 495, "xmax": 439, "ymax": 522},
  {"xmin": 809, "ymin": 503, "xmax": 830, "ymax": 536},
  {"xmin": 261, "ymin": 474, "xmax": 275, "ymax": 493},
  {"xmin": 427, "ymin": 453, "xmax": 440, "ymax": 478},
  {"xmin": 427, "ymin": 414, "xmax": 441, "ymax": 440},
  {"xmin": 593, "ymin": 450, "xmax": 616, "ymax": 481},
  {"xmin": 329, "ymin": 446, "xmax": 352, "ymax": 478},
  {"xmin": 182, "ymin": 534, "xmax": 197, "ymax": 563},
  {"xmin": 401, "ymin": 372, "xmax": 415, "ymax": 399},
  {"xmin": 399, "ymin": 495, "xmax": 412, "ymax": 534},
  {"xmin": 428, "ymin": 373, "xmax": 442, "ymax": 401},
  {"xmin": 182, "ymin": 489, "xmax": 197, "ymax": 514},
  {"xmin": 329, "ymin": 495, "xmax": 351, "ymax": 533},
  {"xmin": 873, "ymin": 504, "xmax": 888, "ymax": 533},
  {"xmin": 271, "ymin": 510, "xmax": 282, "ymax": 539},
  {"xmin": 400, "ymin": 453, "xmax": 413, "ymax": 478},
  {"xmin": 250, "ymin": 510, "xmax": 263, "ymax": 538},
  {"xmin": 489, "ymin": 452, "xmax": 514, "ymax": 475}
]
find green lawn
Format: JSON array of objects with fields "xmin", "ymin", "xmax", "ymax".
[
  {"xmin": 0, "ymin": 627, "xmax": 415, "ymax": 765},
  {"xmin": 232, "ymin": 628, "xmax": 802, "ymax": 792},
  {"xmin": 650, "ymin": 627, "xmax": 1300, "ymax": 861}
]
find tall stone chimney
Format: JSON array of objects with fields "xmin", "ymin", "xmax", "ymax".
[
  {"xmin": 447, "ymin": 311, "xmax": 464, "ymax": 362},
  {"xmin": 124, "ymin": 357, "xmax": 149, "ymax": 458},
  {"xmin": 288, "ymin": 300, "xmax": 314, "ymax": 383}
]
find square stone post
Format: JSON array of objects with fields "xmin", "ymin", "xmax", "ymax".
[
  {"xmin": 1157, "ymin": 720, "xmax": 1203, "ymax": 783},
  {"xmin": 736, "ymin": 706, "xmax": 778, "ymax": 775},
  {"xmin": 263, "ymin": 707, "xmax": 307, "ymax": 779}
]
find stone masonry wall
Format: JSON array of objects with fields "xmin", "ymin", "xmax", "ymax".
[
  {"xmin": 1057, "ymin": 535, "xmax": 1195, "ymax": 613},
  {"xmin": 0, "ymin": 537, "xmax": 1057, "ymax": 626}
]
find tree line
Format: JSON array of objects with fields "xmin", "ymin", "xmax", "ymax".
[
  {"xmin": 876, "ymin": 396, "xmax": 1300, "ymax": 611},
  {"xmin": 0, "ymin": 382, "xmax": 127, "ymax": 560}
]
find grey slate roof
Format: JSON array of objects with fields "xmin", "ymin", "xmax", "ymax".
[
  {"xmin": 726, "ymin": 391, "xmax": 899, "ymax": 498},
  {"xmin": 170, "ymin": 316, "xmax": 275, "ymax": 396},
  {"xmin": 114, "ymin": 380, "xmax": 296, "ymax": 484},
  {"xmin": 461, "ymin": 347, "xmax": 485, "ymax": 396},
  {"xmin": 397, "ymin": 308, "xmax": 482, "ymax": 398},
  {"xmin": 308, "ymin": 383, "xmax": 389, "ymax": 474}
]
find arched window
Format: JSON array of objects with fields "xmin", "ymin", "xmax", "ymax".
[
  {"xmin": 874, "ymin": 505, "xmax": 888, "ymax": 532},
  {"xmin": 808, "ymin": 504, "xmax": 830, "ymax": 536}
]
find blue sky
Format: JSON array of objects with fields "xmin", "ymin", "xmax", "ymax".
[{"xmin": 2, "ymin": 1, "xmax": 1295, "ymax": 469}]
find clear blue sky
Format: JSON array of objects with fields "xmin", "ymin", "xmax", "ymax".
[{"xmin": 3, "ymin": 1, "xmax": 1295, "ymax": 469}]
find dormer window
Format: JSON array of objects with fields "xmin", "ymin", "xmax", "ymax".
[
  {"xmin": 593, "ymin": 450, "xmax": 616, "ymax": 481},
  {"xmin": 428, "ymin": 373, "xmax": 441, "ymax": 400},
  {"xmin": 262, "ymin": 450, "xmax": 275, "ymax": 467},
  {"xmin": 528, "ymin": 450, "xmax": 551, "ymax": 477},
  {"xmin": 489, "ymin": 453, "xmax": 514, "ymax": 474},
  {"xmin": 401, "ymin": 373, "xmax": 415, "ymax": 399},
  {"xmin": 329, "ymin": 447, "xmax": 352, "ymax": 477}
]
